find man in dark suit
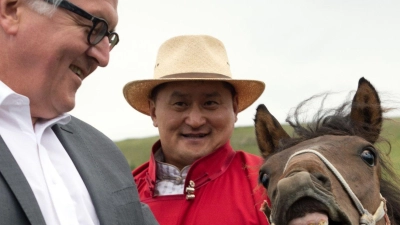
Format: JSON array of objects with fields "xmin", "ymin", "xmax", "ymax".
[{"xmin": 0, "ymin": 0, "xmax": 158, "ymax": 224}]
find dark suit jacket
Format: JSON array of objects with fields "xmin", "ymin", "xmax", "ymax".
[{"xmin": 0, "ymin": 116, "xmax": 158, "ymax": 225}]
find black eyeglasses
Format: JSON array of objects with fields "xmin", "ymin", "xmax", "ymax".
[{"xmin": 46, "ymin": 0, "xmax": 119, "ymax": 50}]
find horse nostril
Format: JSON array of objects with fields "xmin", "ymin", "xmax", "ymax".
[{"xmin": 313, "ymin": 172, "xmax": 331, "ymax": 190}]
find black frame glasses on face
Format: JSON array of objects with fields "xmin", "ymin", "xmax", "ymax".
[{"xmin": 45, "ymin": 0, "xmax": 119, "ymax": 50}]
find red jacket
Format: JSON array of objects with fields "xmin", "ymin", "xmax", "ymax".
[{"xmin": 133, "ymin": 141, "xmax": 270, "ymax": 225}]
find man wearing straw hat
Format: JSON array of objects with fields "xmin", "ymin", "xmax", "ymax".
[{"xmin": 123, "ymin": 35, "xmax": 269, "ymax": 225}]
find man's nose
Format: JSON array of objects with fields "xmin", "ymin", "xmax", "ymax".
[
  {"xmin": 185, "ymin": 106, "xmax": 206, "ymax": 128},
  {"xmin": 86, "ymin": 37, "xmax": 110, "ymax": 67}
]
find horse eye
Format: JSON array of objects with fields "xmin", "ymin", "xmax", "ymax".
[
  {"xmin": 259, "ymin": 171, "xmax": 270, "ymax": 188},
  {"xmin": 361, "ymin": 149, "xmax": 375, "ymax": 166}
]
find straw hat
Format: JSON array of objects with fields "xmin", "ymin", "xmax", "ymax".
[{"xmin": 123, "ymin": 35, "xmax": 265, "ymax": 115}]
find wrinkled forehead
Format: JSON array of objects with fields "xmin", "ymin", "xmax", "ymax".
[{"xmin": 70, "ymin": 0, "xmax": 118, "ymax": 27}]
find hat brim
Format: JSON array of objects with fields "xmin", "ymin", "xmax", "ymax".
[{"xmin": 123, "ymin": 77, "xmax": 265, "ymax": 115}]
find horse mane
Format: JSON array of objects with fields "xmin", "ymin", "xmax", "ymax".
[{"xmin": 280, "ymin": 93, "xmax": 400, "ymax": 224}]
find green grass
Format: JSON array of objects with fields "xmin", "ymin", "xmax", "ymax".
[
  {"xmin": 116, "ymin": 136, "xmax": 159, "ymax": 170},
  {"xmin": 117, "ymin": 118, "xmax": 400, "ymax": 172},
  {"xmin": 380, "ymin": 118, "xmax": 400, "ymax": 172}
]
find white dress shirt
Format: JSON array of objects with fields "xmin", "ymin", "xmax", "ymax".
[{"xmin": 0, "ymin": 81, "xmax": 99, "ymax": 225}]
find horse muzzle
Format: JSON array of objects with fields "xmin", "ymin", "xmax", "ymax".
[{"xmin": 269, "ymin": 171, "xmax": 353, "ymax": 225}]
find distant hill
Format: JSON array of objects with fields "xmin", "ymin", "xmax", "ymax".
[{"xmin": 116, "ymin": 118, "xmax": 400, "ymax": 172}]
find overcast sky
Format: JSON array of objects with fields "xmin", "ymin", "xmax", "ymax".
[{"xmin": 70, "ymin": 0, "xmax": 400, "ymax": 141}]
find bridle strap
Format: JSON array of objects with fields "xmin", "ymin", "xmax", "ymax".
[
  {"xmin": 282, "ymin": 149, "xmax": 390, "ymax": 225},
  {"xmin": 283, "ymin": 150, "xmax": 366, "ymax": 215}
]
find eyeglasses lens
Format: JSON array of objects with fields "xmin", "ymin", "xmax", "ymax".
[
  {"xmin": 90, "ymin": 21, "xmax": 108, "ymax": 45},
  {"xmin": 108, "ymin": 33, "xmax": 119, "ymax": 49}
]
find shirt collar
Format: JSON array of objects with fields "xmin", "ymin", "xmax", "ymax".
[
  {"xmin": 154, "ymin": 149, "xmax": 190, "ymax": 183},
  {"xmin": 147, "ymin": 140, "xmax": 236, "ymax": 192},
  {"xmin": 0, "ymin": 80, "xmax": 29, "ymax": 106},
  {"xmin": 0, "ymin": 80, "xmax": 71, "ymax": 131}
]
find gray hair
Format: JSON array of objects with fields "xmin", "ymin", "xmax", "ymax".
[{"xmin": 25, "ymin": 0, "xmax": 63, "ymax": 17}]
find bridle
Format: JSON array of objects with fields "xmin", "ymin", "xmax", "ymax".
[{"xmin": 269, "ymin": 149, "xmax": 390, "ymax": 225}]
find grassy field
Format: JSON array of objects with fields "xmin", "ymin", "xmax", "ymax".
[{"xmin": 117, "ymin": 118, "xmax": 400, "ymax": 173}]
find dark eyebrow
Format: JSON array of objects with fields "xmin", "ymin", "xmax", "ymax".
[
  {"xmin": 169, "ymin": 91, "xmax": 222, "ymax": 98},
  {"xmin": 170, "ymin": 91, "xmax": 189, "ymax": 98},
  {"xmin": 204, "ymin": 92, "xmax": 222, "ymax": 98}
]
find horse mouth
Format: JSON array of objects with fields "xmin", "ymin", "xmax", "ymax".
[
  {"xmin": 285, "ymin": 197, "xmax": 349, "ymax": 225},
  {"xmin": 269, "ymin": 172, "xmax": 353, "ymax": 225},
  {"xmin": 268, "ymin": 196, "xmax": 352, "ymax": 225}
]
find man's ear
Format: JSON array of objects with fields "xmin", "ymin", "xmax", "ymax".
[
  {"xmin": 233, "ymin": 95, "xmax": 239, "ymax": 122},
  {"xmin": 149, "ymin": 100, "xmax": 158, "ymax": 127},
  {"xmin": 0, "ymin": 0, "xmax": 21, "ymax": 35}
]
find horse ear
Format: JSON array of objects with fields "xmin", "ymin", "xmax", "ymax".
[
  {"xmin": 254, "ymin": 104, "xmax": 290, "ymax": 159},
  {"xmin": 350, "ymin": 77, "xmax": 383, "ymax": 144}
]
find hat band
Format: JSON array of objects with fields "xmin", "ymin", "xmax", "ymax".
[{"xmin": 160, "ymin": 73, "xmax": 232, "ymax": 79}]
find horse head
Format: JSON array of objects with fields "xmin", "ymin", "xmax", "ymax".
[{"xmin": 255, "ymin": 77, "xmax": 400, "ymax": 225}]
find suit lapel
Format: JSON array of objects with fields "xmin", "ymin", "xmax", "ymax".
[
  {"xmin": 52, "ymin": 124, "xmax": 114, "ymax": 225},
  {"xmin": 0, "ymin": 137, "xmax": 46, "ymax": 225}
]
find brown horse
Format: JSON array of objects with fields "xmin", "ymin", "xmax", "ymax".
[{"xmin": 255, "ymin": 77, "xmax": 400, "ymax": 225}]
